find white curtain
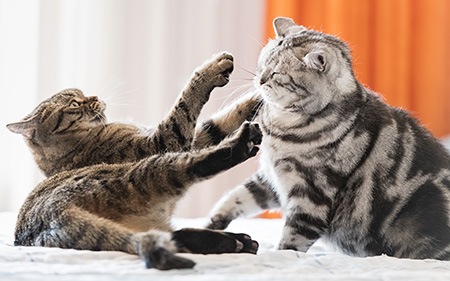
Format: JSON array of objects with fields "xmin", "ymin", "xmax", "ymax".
[{"xmin": 0, "ymin": 0, "xmax": 266, "ymax": 217}]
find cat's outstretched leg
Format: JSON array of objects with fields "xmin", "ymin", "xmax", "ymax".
[
  {"xmin": 193, "ymin": 90, "xmax": 262, "ymax": 148},
  {"xmin": 151, "ymin": 52, "xmax": 234, "ymax": 153},
  {"xmin": 128, "ymin": 121, "xmax": 262, "ymax": 199},
  {"xmin": 206, "ymin": 172, "xmax": 281, "ymax": 230},
  {"xmin": 24, "ymin": 206, "xmax": 195, "ymax": 270},
  {"xmin": 187, "ymin": 121, "xmax": 262, "ymax": 179},
  {"xmin": 20, "ymin": 206, "xmax": 258, "ymax": 270}
]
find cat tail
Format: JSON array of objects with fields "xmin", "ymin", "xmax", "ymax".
[
  {"xmin": 193, "ymin": 90, "xmax": 262, "ymax": 148},
  {"xmin": 206, "ymin": 171, "xmax": 281, "ymax": 230}
]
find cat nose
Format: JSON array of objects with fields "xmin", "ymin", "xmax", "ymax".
[
  {"xmin": 259, "ymin": 71, "xmax": 277, "ymax": 85},
  {"xmin": 259, "ymin": 73, "xmax": 269, "ymax": 85},
  {"xmin": 87, "ymin": 96, "xmax": 103, "ymax": 110}
]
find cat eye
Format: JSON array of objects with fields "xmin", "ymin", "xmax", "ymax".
[{"xmin": 69, "ymin": 100, "xmax": 81, "ymax": 108}]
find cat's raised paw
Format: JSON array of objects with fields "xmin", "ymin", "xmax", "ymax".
[
  {"xmin": 235, "ymin": 121, "xmax": 262, "ymax": 159},
  {"xmin": 197, "ymin": 51, "xmax": 234, "ymax": 88}
]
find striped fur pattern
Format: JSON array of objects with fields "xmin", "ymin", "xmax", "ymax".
[
  {"xmin": 8, "ymin": 52, "xmax": 261, "ymax": 270},
  {"xmin": 207, "ymin": 18, "xmax": 450, "ymax": 260}
]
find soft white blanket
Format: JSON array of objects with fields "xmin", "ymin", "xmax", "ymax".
[{"xmin": 1, "ymin": 212, "xmax": 450, "ymax": 281}]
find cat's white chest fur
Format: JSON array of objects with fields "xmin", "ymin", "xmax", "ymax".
[{"xmin": 260, "ymin": 136, "xmax": 305, "ymax": 208}]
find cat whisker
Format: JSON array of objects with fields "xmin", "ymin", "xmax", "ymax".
[
  {"xmin": 300, "ymin": 101, "xmax": 312, "ymax": 117},
  {"xmin": 96, "ymin": 73, "xmax": 119, "ymax": 98},
  {"xmin": 231, "ymin": 78, "xmax": 255, "ymax": 82},
  {"xmin": 238, "ymin": 66, "xmax": 257, "ymax": 77},
  {"xmin": 245, "ymin": 33, "xmax": 265, "ymax": 48},
  {"xmin": 100, "ymin": 80, "xmax": 128, "ymax": 99},
  {"xmin": 251, "ymin": 99, "xmax": 264, "ymax": 123},
  {"xmin": 217, "ymin": 83, "xmax": 253, "ymax": 111},
  {"xmin": 102, "ymin": 88, "xmax": 140, "ymax": 109},
  {"xmin": 93, "ymin": 110, "xmax": 107, "ymax": 129}
]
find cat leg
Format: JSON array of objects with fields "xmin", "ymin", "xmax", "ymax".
[
  {"xmin": 187, "ymin": 121, "xmax": 262, "ymax": 179},
  {"xmin": 126, "ymin": 121, "xmax": 262, "ymax": 201},
  {"xmin": 32, "ymin": 206, "xmax": 195, "ymax": 270},
  {"xmin": 277, "ymin": 199, "xmax": 328, "ymax": 252},
  {"xmin": 133, "ymin": 230, "xmax": 195, "ymax": 270},
  {"xmin": 150, "ymin": 52, "xmax": 234, "ymax": 153},
  {"xmin": 193, "ymin": 90, "xmax": 262, "ymax": 148},
  {"xmin": 172, "ymin": 228, "xmax": 258, "ymax": 254},
  {"xmin": 207, "ymin": 172, "xmax": 281, "ymax": 230}
]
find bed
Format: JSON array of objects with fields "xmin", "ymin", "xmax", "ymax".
[{"xmin": 1, "ymin": 212, "xmax": 450, "ymax": 281}]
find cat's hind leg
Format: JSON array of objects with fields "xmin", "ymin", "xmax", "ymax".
[
  {"xmin": 31, "ymin": 206, "xmax": 195, "ymax": 270},
  {"xmin": 133, "ymin": 230, "xmax": 195, "ymax": 270}
]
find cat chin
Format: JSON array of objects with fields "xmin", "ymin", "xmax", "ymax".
[
  {"xmin": 259, "ymin": 88, "xmax": 299, "ymax": 109},
  {"xmin": 90, "ymin": 114, "xmax": 107, "ymax": 125}
]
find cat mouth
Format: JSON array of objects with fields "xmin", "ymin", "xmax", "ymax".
[
  {"xmin": 89, "ymin": 99, "xmax": 107, "ymax": 123},
  {"xmin": 91, "ymin": 113, "xmax": 106, "ymax": 123}
]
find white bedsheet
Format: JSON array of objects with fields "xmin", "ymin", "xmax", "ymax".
[{"xmin": 1, "ymin": 212, "xmax": 450, "ymax": 281}]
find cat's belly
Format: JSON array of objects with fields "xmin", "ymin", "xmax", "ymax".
[{"xmin": 118, "ymin": 213, "xmax": 173, "ymax": 233}]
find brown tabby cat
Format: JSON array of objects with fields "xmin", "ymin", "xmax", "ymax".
[{"xmin": 7, "ymin": 52, "xmax": 262, "ymax": 270}]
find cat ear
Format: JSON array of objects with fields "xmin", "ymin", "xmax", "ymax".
[
  {"xmin": 304, "ymin": 50, "xmax": 327, "ymax": 72},
  {"xmin": 273, "ymin": 17, "xmax": 306, "ymax": 38},
  {"xmin": 6, "ymin": 116, "xmax": 39, "ymax": 139}
]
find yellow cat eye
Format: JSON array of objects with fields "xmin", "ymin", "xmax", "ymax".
[{"xmin": 69, "ymin": 100, "xmax": 81, "ymax": 108}]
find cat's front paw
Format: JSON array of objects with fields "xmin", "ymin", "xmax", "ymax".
[
  {"xmin": 196, "ymin": 52, "xmax": 234, "ymax": 88},
  {"xmin": 233, "ymin": 121, "xmax": 262, "ymax": 160},
  {"xmin": 207, "ymin": 214, "xmax": 233, "ymax": 230},
  {"xmin": 223, "ymin": 231, "xmax": 259, "ymax": 254}
]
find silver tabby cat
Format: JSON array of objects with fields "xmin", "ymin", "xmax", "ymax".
[
  {"xmin": 7, "ymin": 52, "xmax": 262, "ymax": 270},
  {"xmin": 207, "ymin": 18, "xmax": 450, "ymax": 260}
]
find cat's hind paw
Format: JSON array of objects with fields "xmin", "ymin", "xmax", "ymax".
[
  {"xmin": 145, "ymin": 247, "xmax": 196, "ymax": 270},
  {"xmin": 224, "ymin": 232, "xmax": 259, "ymax": 254},
  {"xmin": 172, "ymin": 228, "xmax": 259, "ymax": 255}
]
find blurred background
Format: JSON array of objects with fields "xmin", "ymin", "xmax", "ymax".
[{"xmin": 1, "ymin": 0, "xmax": 449, "ymax": 217}]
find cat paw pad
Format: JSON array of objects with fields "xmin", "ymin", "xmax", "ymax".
[{"xmin": 197, "ymin": 51, "xmax": 234, "ymax": 87}]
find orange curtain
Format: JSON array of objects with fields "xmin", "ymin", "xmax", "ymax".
[{"xmin": 265, "ymin": 0, "xmax": 450, "ymax": 138}]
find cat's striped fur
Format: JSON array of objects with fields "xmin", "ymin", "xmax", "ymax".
[
  {"xmin": 7, "ymin": 52, "xmax": 261, "ymax": 270},
  {"xmin": 207, "ymin": 18, "xmax": 450, "ymax": 260}
]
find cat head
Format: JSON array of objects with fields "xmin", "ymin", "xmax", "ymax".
[
  {"xmin": 7, "ymin": 88, "xmax": 106, "ymax": 142},
  {"xmin": 255, "ymin": 17, "xmax": 357, "ymax": 115}
]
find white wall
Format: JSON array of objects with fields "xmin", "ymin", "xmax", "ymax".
[{"xmin": 0, "ymin": 0, "xmax": 266, "ymax": 217}]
